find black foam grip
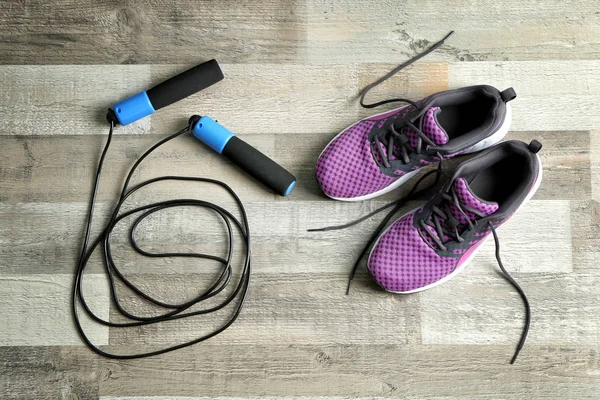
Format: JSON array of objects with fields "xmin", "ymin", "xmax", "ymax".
[
  {"xmin": 222, "ymin": 137, "xmax": 297, "ymax": 196},
  {"xmin": 146, "ymin": 59, "xmax": 224, "ymax": 110}
]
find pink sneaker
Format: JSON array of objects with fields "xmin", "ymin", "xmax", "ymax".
[
  {"xmin": 315, "ymin": 32, "xmax": 517, "ymax": 202},
  {"xmin": 367, "ymin": 140, "xmax": 542, "ymax": 363},
  {"xmin": 367, "ymin": 140, "xmax": 542, "ymax": 293},
  {"xmin": 315, "ymin": 85, "xmax": 517, "ymax": 201}
]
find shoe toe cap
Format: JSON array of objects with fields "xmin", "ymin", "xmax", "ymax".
[
  {"xmin": 315, "ymin": 121, "xmax": 396, "ymax": 200},
  {"xmin": 367, "ymin": 214, "xmax": 458, "ymax": 293}
]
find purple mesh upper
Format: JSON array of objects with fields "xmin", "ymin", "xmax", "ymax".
[
  {"xmin": 404, "ymin": 107, "xmax": 448, "ymax": 148},
  {"xmin": 316, "ymin": 106, "xmax": 449, "ymax": 199},
  {"xmin": 368, "ymin": 213, "xmax": 457, "ymax": 292},
  {"xmin": 451, "ymin": 178, "xmax": 499, "ymax": 224},
  {"xmin": 315, "ymin": 120, "xmax": 397, "ymax": 198},
  {"xmin": 368, "ymin": 178, "xmax": 499, "ymax": 292}
]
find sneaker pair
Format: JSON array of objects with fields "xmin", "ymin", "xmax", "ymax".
[{"xmin": 313, "ymin": 32, "xmax": 543, "ymax": 363}]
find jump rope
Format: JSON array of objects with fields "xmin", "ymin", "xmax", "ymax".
[{"xmin": 73, "ymin": 59, "xmax": 296, "ymax": 359}]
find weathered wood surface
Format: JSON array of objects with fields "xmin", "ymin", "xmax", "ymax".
[
  {"xmin": 0, "ymin": 130, "xmax": 591, "ymax": 205},
  {"xmin": 1, "ymin": 1, "xmax": 599, "ymax": 64},
  {"xmin": 1, "ymin": 0, "xmax": 599, "ymax": 399},
  {"xmin": 1, "ymin": 62, "xmax": 599, "ymax": 137}
]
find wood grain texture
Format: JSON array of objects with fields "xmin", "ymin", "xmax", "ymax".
[
  {"xmin": 420, "ymin": 272, "xmax": 600, "ymax": 346},
  {"xmin": 465, "ymin": 200, "xmax": 572, "ymax": 273},
  {"xmin": 101, "ymin": 398, "xmax": 407, "ymax": 400},
  {"xmin": 0, "ymin": 133, "xmax": 279, "ymax": 203},
  {"xmin": 3, "ymin": 61, "xmax": 598, "ymax": 137},
  {"xmin": 591, "ymin": 130, "xmax": 600, "ymax": 202},
  {"xmin": 0, "ymin": 65, "xmax": 153, "ymax": 135},
  {"xmin": 106, "ymin": 273, "xmax": 418, "ymax": 346},
  {"xmin": 100, "ymin": 398, "xmax": 400, "ymax": 400},
  {"xmin": 0, "ymin": 129, "xmax": 588, "ymax": 207},
  {"xmin": 0, "ymin": 0, "xmax": 307, "ymax": 65},
  {"xmin": 4, "ymin": 0, "xmax": 599, "ymax": 65},
  {"xmin": 0, "ymin": 64, "xmax": 358, "ymax": 136},
  {"xmin": 307, "ymin": 0, "xmax": 600, "ymax": 62},
  {"xmin": 1, "ymin": 345, "xmax": 597, "ymax": 399},
  {"xmin": 0, "ymin": 274, "xmax": 110, "ymax": 346},
  {"xmin": 0, "ymin": 199, "xmax": 570, "ymax": 276},
  {"xmin": 95, "ymin": 344, "xmax": 600, "ymax": 398},
  {"xmin": 2, "ymin": 0, "xmax": 600, "ymax": 399},
  {"xmin": 0, "ymin": 202, "xmax": 111, "ymax": 275},
  {"xmin": 570, "ymin": 200, "xmax": 600, "ymax": 272},
  {"xmin": 0, "ymin": 347, "xmax": 100, "ymax": 400}
]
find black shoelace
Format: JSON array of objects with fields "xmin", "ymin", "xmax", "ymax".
[
  {"xmin": 311, "ymin": 30, "xmax": 530, "ymax": 363},
  {"xmin": 309, "ymin": 163, "xmax": 445, "ymax": 292},
  {"xmin": 359, "ymin": 31, "xmax": 455, "ymax": 109},
  {"xmin": 364, "ymin": 31, "xmax": 454, "ymax": 168},
  {"xmin": 73, "ymin": 120, "xmax": 251, "ymax": 359},
  {"xmin": 420, "ymin": 186, "xmax": 531, "ymax": 364},
  {"xmin": 311, "ymin": 30, "xmax": 455, "ymax": 288},
  {"xmin": 419, "ymin": 186, "xmax": 486, "ymax": 251},
  {"xmin": 371, "ymin": 119, "xmax": 439, "ymax": 168},
  {"xmin": 310, "ymin": 171, "xmax": 530, "ymax": 364}
]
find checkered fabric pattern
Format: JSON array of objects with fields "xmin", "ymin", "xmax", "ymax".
[
  {"xmin": 315, "ymin": 106, "xmax": 449, "ymax": 199},
  {"xmin": 450, "ymin": 178, "xmax": 499, "ymax": 224},
  {"xmin": 368, "ymin": 212, "xmax": 457, "ymax": 292},
  {"xmin": 367, "ymin": 178, "xmax": 499, "ymax": 293},
  {"xmin": 404, "ymin": 107, "xmax": 448, "ymax": 148},
  {"xmin": 315, "ymin": 119, "xmax": 397, "ymax": 198}
]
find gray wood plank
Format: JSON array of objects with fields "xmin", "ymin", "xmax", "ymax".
[
  {"xmin": 0, "ymin": 347, "xmax": 99, "ymax": 400},
  {"xmin": 3, "ymin": 62, "xmax": 598, "ymax": 137},
  {"xmin": 102, "ymin": 398, "xmax": 396, "ymax": 400},
  {"xmin": 0, "ymin": 200, "xmax": 370, "ymax": 275},
  {"xmin": 3, "ymin": 344, "xmax": 597, "ymax": 399},
  {"xmin": 0, "ymin": 274, "xmax": 110, "ymax": 346},
  {"xmin": 0, "ymin": 202, "xmax": 111, "ymax": 275},
  {"xmin": 0, "ymin": 199, "xmax": 571, "ymax": 276},
  {"xmin": 96, "ymin": 344, "xmax": 600, "ymax": 398},
  {"xmin": 0, "ymin": 130, "xmax": 590, "ymax": 206},
  {"xmin": 0, "ymin": 65, "xmax": 154, "ymax": 135},
  {"xmin": 3, "ymin": 1, "xmax": 600, "ymax": 66},
  {"xmin": 570, "ymin": 200, "xmax": 600, "ymax": 272},
  {"xmin": 101, "ymin": 398, "xmax": 394, "ymax": 400},
  {"xmin": 106, "ymin": 273, "xmax": 419, "ymax": 346},
  {"xmin": 463, "ymin": 199, "xmax": 572, "ymax": 274},
  {"xmin": 0, "ymin": 0, "xmax": 307, "ymax": 64},
  {"xmin": 307, "ymin": 1, "xmax": 600, "ymax": 62},
  {"xmin": 420, "ymin": 273, "xmax": 600, "ymax": 346},
  {"xmin": 0, "ymin": 64, "xmax": 359, "ymax": 136},
  {"xmin": 150, "ymin": 63, "xmax": 361, "ymax": 137},
  {"xmin": 591, "ymin": 130, "xmax": 600, "ymax": 202},
  {"xmin": 0, "ymin": 133, "xmax": 278, "ymax": 203}
]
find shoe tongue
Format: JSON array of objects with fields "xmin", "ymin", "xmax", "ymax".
[
  {"xmin": 405, "ymin": 107, "xmax": 449, "ymax": 147},
  {"xmin": 451, "ymin": 178, "xmax": 499, "ymax": 223},
  {"xmin": 375, "ymin": 106, "xmax": 449, "ymax": 165},
  {"xmin": 420, "ymin": 177, "xmax": 499, "ymax": 247}
]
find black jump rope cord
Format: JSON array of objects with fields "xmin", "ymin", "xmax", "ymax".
[{"xmin": 73, "ymin": 119, "xmax": 251, "ymax": 359}]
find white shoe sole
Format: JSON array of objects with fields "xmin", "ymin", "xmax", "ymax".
[
  {"xmin": 367, "ymin": 152, "xmax": 542, "ymax": 295},
  {"xmin": 319, "ymin": 104, "xmax": 513, "ymax": 202}
]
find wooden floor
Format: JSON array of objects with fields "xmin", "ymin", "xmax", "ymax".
[{"xmin": 1, "ymin": 1, "xmax": 600, "ymax": 399}]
